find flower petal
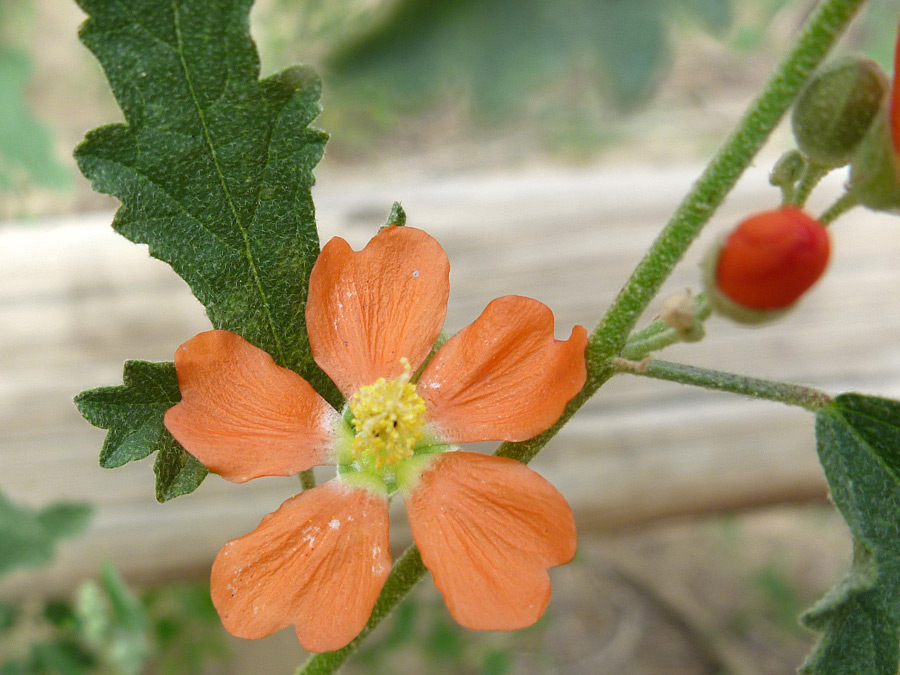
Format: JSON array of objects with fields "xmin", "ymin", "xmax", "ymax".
[
  {"xmin": 306, "ymin": 226, "xmax": 450, "ymax": 397},
  {"xmin": 417, "ymin": 296, "xmax": 587, "ymax": 443},
  {"xmin": 210, "ymin": 480, "xmax": 392, "ymax": 653},
  {"xmin": 406, "ymin": 452, "xmax": 576, "ymax": 630},
  {"xmin": 164, "ymin": 330, "xmax": 339, "ymax": 483}
]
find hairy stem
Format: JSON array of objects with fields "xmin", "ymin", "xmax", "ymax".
[
  {"xmin": 587, "ymin": 0, "xmax": 866, "ymax": 369},
  {"xmin": 613, "ymin": 358, "xmax": 832, "ymax": 412},
  {"xmin": 819, "ymin": 190, "xmax": 860, "ymax": 224},
  {"xmin": 296, "ymin": 1, "xmax": 865, "ymax": 672}
]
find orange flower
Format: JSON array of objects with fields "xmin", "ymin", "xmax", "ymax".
[{"xmin": 164, "ymin": 226, "xmax": 587, "ymax": 653}]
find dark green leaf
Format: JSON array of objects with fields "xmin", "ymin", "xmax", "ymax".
[
  {"xmin": 44, "ymin": 601, "xmax": 76, "ymax": 630},
  {"xmin": 29, "ymin": 641, "xmax": 94, "ymax": 675},
  {"xmin": 802, "ymin": 394, "xmax": 900, "ymax": 674},
  {"xmin": 75, "ymin": 361, "xmax": 207, "ymax": 501},
  {"xmin": 74, "ymin": 0, "xmax": 330, "ymax": 388},
  {"xmin": 75, "ymin": 361, "xmax": 180, "ymax": 469},
  {"xmin": 153, "ymin": 434, "xmax": 208, "ymax": 503},
  {"xmin": 0, "ymin": 48, "xmax": 71, "ymax": 190},
  {"xmin": 0, "ymin": 491, "xmax": 93, "ymax": 579}
]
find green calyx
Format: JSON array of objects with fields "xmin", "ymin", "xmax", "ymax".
[
  {"xmin": 792, "ymin": 56, "xmax": 888, "ymax": 168},
  {"xmin": 334, "ymin": 414, "xmax": 448, "ymax": 496}
]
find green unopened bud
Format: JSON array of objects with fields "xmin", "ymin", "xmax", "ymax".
[
  {"xmin": 769, "ymin": 150, "xmax": 806, "ymax": 188},
  {"xmin": 791, "ymin": 56, "xmax": 888, "ymax": 168},
  {"xmin": 848, "ymin": 107, "xmax": 900, "ymax": 213}
]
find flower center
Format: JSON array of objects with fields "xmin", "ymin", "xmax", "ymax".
[{"xmin": 347, "ymin": 358, "xmax": 427, "ymax": 470}]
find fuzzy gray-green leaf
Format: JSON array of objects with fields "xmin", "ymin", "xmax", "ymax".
[
  {"xmin": 74, "ymin": 0, "xmax": 332, "ymax": 395},
  {"xmin": 802, "ymin": 394, "xmax": 900, "ymax": 674}
]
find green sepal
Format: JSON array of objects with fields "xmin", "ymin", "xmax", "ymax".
[
  {"xmin": 791, "ymin": 56, "xmax": 887, "ymax": 168},
  {"xmin": 74, "ymin": 360, "xmax": 207, "ymax": 502},
  {"xmin": 801, "ymin": 394, "xmax": 900, "ymax": 674}
]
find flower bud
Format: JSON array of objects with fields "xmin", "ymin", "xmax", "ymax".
[
  {"xmin": 660, "ymin": 290, "xmax": 704, "ymax": 342},
  {"xmin": 791, "ymin": 56, "xmax": 887, "ymax": 168},
  {"xmin": 848, "ymin": 102, "xmax": 900, "ymax": 213},
  {"xmin": 702, "ymin": 208, "xmax": 830, "ymax": 324},
  {"xmin": 769, "ymin": 150, "xmax": 806, "ymax": 188}
]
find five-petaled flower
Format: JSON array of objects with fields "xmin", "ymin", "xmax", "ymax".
[{"xmin": 164, "ymin": 225, "xmax": 588, "ymax": 653}]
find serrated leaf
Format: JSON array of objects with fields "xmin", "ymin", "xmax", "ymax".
[
  {"xmin": 0, "ymin": 491, "xmax": 92, "ymax": 579},
  {"xmin": 802, "ymin": 394, "xmax": 900, "ymax": 674},
  {"xmin": 153, "ymin": 434, "xmax": 208, "ymax": 503},
  {"xmin": 0, "ymin": 47, "xmax": 71, "ymax": 190},
  {"xmin": 74, "ymin": 0, "xmax": 336, "ymax": 402},
  {"xmin": 75, "ymin": 361, "xmax": 180, "ymax": 469},
  {"xmin": 74, "ymin": 360, "xmax": 208, "ymax": 501}
]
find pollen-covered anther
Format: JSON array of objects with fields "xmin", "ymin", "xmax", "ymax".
[{"xmin": 348, "ymin": 358, "xmax": 427, "ymax": 469}]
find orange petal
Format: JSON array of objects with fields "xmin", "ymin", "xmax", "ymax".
[
  {"xmin": 164, "ymin": 330, "xmax": 339, "ymax": 483},
  {"xmin": 306, "ymin": 226, "xmax": 450, "ymax": 397},
  {"xmin": 211, "ymin": 480, "xmax": 392, "ymax": 653},
  {"xmin": 893, "ymin": 20, "xmax": 900, "ymax": 156},
  {"xmin": 417, "ymin": 296, "xmax": 587, "ymax": 443},
  {"xmin": 406, "ymin": 452, "xmax": 576, "ymax": 630}
]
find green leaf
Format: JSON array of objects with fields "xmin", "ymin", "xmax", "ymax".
[
  {"xmin": 0, "ymin": 491, "xmax": 93, "ymax": 579},
  {"xmin": 36, "ymin": 504, "xmax": 93, "ymax": 540},
  {"xmin": 29, "ymin": 641, "xmax": 94, "ymax": 675},
  {"xmin": 326, "ymin": 0, "xmax": 694, "ymax": 116},
  {"xmin": 802, "ymin": 394, "xmax": 900, "ymax": 674},
  {"xmin": 592, "ymin": 0, "xmax": 669, "ymax": 107},
  {"xmin": 75, "ymin": 360, "xmax": 208, "ymax": 502},
  {"xmin": 74, "ymin": 0, "xmax": 335, "ymax": 397},
  {"xmin": 75, "ymin": 566, "xmax": 151, "ymax": 675},
  {"xmin": 153, "ymin": 435, "xmax": 209, "ymax": 502},
  {"xmin": 0, "ymin": 47, "xmax": 71, "ymax": 190}
]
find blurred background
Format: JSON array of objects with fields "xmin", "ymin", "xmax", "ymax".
[{"xmin": 3, "ymin": 0, "xmax": 900, "ymax": 673}]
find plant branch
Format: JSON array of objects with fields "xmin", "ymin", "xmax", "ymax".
[
  {"xmin": 586, "ymin": 0, "xmax": 866, "ymax": 369},
  {"xmin": 613, "ymin": 358, "xmax": 832, "ymax": 412},
  {"xmin": 296, "ymin": 0, "xmax": 865, "ymax": 672}
]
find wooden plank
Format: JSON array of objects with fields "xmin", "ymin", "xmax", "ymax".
[{"xmin": 2, "ymin": 164, "xmax": 898, "ymax": 594}]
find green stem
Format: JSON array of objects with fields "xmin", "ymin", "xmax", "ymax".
[
  {"xmin": 587, "ymin": 0, "xmax": 865, "ymax": 371},
  {"xmin": 296, "ymin": 1, "xmax": 864, "ymax": 672},
  {"xmin": 819, "ymin": 190, "xmax": 860, "ymax": 224},
  {"xmin": 789, "ymin": 161, "xmax": 830, "ymax": 207},
  {"xmin": 614, "ymin": 358, "xmax": 832, "ymax": 412}
]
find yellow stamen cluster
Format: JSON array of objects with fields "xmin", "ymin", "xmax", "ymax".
[{"xmin": 348, "ymin": 358, "xmax": 426, "ymax": 470}]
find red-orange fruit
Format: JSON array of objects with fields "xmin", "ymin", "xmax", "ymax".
[{"xmin": 715, "ymin": 208, "xmax": 830, "ymax": 310}]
